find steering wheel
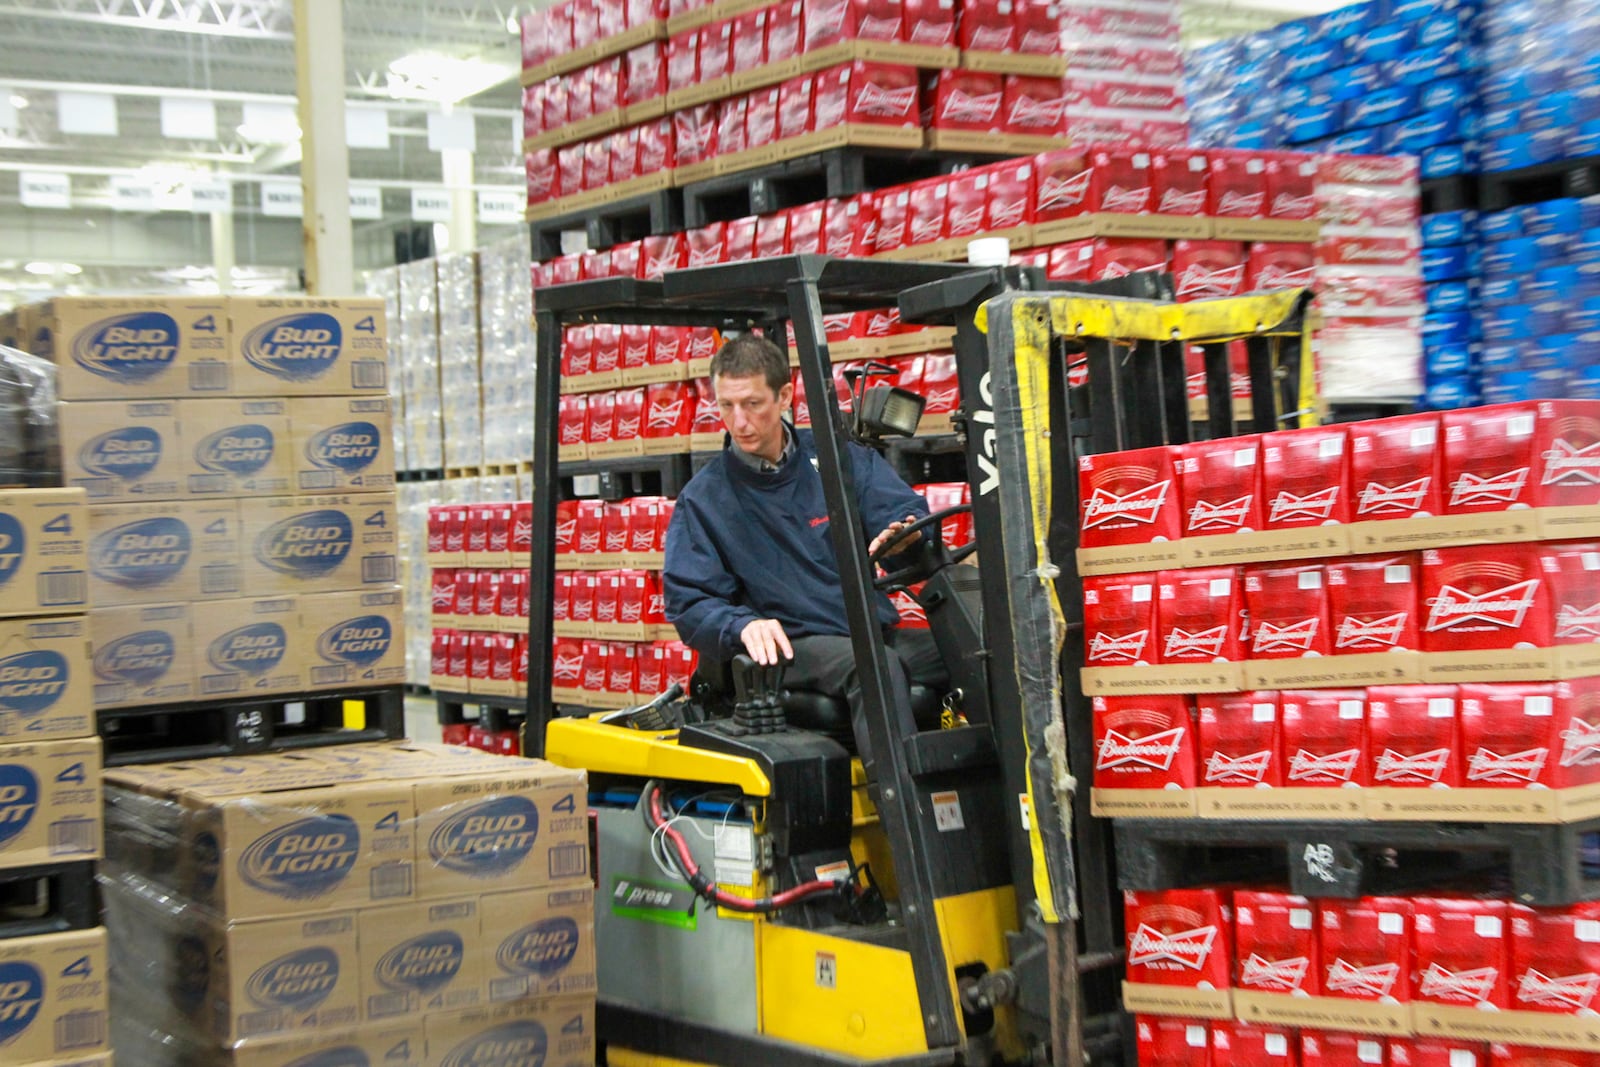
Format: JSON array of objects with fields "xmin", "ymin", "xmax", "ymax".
[{"xmin": 869, "ymin": 503, "xmax": 977, "ymax": 591}]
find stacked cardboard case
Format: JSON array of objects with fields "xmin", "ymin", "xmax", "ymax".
[
  {"xmin": 9, "ymin": 296, "xmax": 406, "ymax": 708},
  {"xmin": 101, "ymin": 742, "xmax": 596, "ymax": 1067},
  {"xmin": 0, "ymin": 486, "xmax": 112, "ymax": 1067}
]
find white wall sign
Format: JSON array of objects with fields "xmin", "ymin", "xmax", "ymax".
[
  {"xmin": 477, "ymin": 190, "xmax": 523, "ymax": 225},
  {"xmin": 411, "ymin": 188, "xmax": 452, "ymax": 222},
  {"xmin": 19, "ymin": 172, "xmax": 70, "ymax": 209},
  {"xmin": 350, "ymin": 185, "xmax": 383, "ymax": 220},
  {"xmin": 259, "ymin": 180, "xmax": 303, "ymax": 217},
  {"xmin": 160, "ymin": 97, "xmax": 217, "ymax": 140},
  {"xmin": 109, "ymin": 175, "xmax": 156, "ymax": 212},
  {"xmin": 189, "ymin": 178, "xmax": 232, "ymax": 213},
  {"xmin": 426, "ymin": 110, "xmax": 476, "ymax": 153},
  {"xmin": 241, "ymin": 101, "xmax": 299, "ymax": 142},
  {"xmin": 57, "ymin": 92, "xmax": 118, "ymax": 136},
  {"xmin": 346, "ymin": 105, "xmax": 390, "ymax": 150}
]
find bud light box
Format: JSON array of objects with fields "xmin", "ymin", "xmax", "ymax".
[
  {"xmin": 40, "ymin": 295, "xmax": 230, "ymax": 401},
  {"xmin": 219, "ymin": 1021, "xmax": 425, "ymax": 1067},
  {"xmin": 288, "ymin": 396, "xmax": 397, "ymax": 495},
  {"xmin": 0, "ymin": 616, "xmax": 93, "ymax": 743},
  {"xmin": 0, "ymin": 928, "xmax": 109, "ymax": 1064},
  {"xmin": 358, "ymin": 896, "xmax": 486, "ymax": 1022},
  {"xmin": 87, "ymin": 499, "xmax": 241, "ymax": 608},
  {"xmin": 480, "ymin": 884, "xmax": 597, "ymax": 1003},
  {"xmin": 240, "ymin": 495, "xmax": 399, "ymax": 597},
  {"xmin": 424, "ymin": 993, "xmax": 596, "ymax": 1067},
  {"xmin": 0, "ymin": 489, "xmax": 89, "ymax": 619},
  {"xmin": 0, "ymin": 738, "xmax": 102, "ymax": 870},
  {"xmin": 88, "ymin": 602, "xmax": 195, "ymax": 709},
  {"xmin": 191, "ymin": 595, "xmax": 304, "ymax": 698},
  {"xmin": 57, "ymin": 401, "xmax": 184, "ymax": 502},
  {"xmin": 300, "ymin": 589, "xmax": 406, "ymax": 691},
  {"xmin": 227, "ymin": 297, "xmax": 389, "ymax": 398},
  {"xmin": 178, "ymin": 398, "xmax": 293, "ymax": 498}
]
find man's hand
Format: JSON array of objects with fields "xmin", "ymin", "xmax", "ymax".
[
  {"xmin": 869, "ymin": 514, "xmax": 923, "ymax": 557},
  {"xmin": 740, "ymin": 618, "xmax": 794, "ymax": 666}
]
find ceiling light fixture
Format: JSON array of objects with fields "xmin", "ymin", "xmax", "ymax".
[
  {"xmin": 385, "ymin": 52, "xmax": 513, "ymax": 105},
  {"xmin": 23, "ymin": 262, "xmax": 54, "ymax": 275},
  {"xmin": 8, "ymin": 93, "xmax": 27, "ymax": 110}
]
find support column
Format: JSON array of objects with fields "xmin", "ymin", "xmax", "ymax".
[
  {"xmin": 209, "ymin": 204, "xmax": 236, "ymax": 294},
  {"xmin": 442, "ymin": 147, "xmax": 476, "ymax": 253},
  {"xmin": 293, "ymin": 0, "xmax": 354, "ymax": 294}
]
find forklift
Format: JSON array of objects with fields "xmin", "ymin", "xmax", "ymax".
[{"xmin": 523, "ymin": 255, "xmax": 1316, "ymax": 1066}]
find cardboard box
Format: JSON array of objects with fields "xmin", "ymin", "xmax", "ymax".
[
  {"xmin": 0, "ymin": 489, "xmax": 89, "ymax": 618},
  {"xmin": 359, "ymin": 896, "xmax": 485, "ymax": 1021},
  {"xmin": 178, "ymin": 398, "xmax": 294, "ymax": 498},
  {"xmin": 413, "ymin": 763, "xmax": 589, "ymax": 900},
  {"xmin": 193, "ymin": 911, "xmax": 362, "ymax": 1043},
  {"xmin": 0, "ymin": 738, "xmax": 102, "ymax": 869},
  {"xmin": 0, "ymin": 929, "xmax": 109, "ymax": 1063},
  {"xmin": 40, "ymin": 296, "xmax": 230, "ymax": 401},
  {"xmin": 86, "ymin": 499, "xmax": 242, "ymax": 607},
  {"xmin": 0, "ymin": 616, "xmax": 94, "ymax": 742},
  {"xmin": 423, "ymin": 995, "xmax": 596, "ymax": 1067},
  {"xmin": 222, "ymin": 1023, "xmax": 426, "ymax": 1067},
  {"xmin": 228, "ymin": 297, "xmax": 389, "ymax": 397},
  {"xmin": 288, "ymin": 396, "xmax": 396, "ymax": 494},
  {"xmin": 481, "ymin": 883, "xmax": 598, "ymax": 1002},
  {"xmin": 239, "ymin": 495, "xmax": 399, "ymax": 596},
  {"xmin": 88, "ymin": 602, "xmax": 195, "ymax": 708},
  {"xmin": 191, "ymin": 596, "xmax": 303, "ymax": 698},
  {"xmin": 299, "ymin": 588, "xmax": 407, "ymax": 691},
  {"xmin": 58, "ymin": 401, "xmax": 184, "ymax": 502},
  {"xmin": 1123, "ymin": 887, "xmax": 1232, "ymax": 1015}
]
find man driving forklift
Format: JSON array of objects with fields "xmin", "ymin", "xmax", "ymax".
[{"xmin": 661, "ymin": 333, "xmax": 949, "ymax": 761}]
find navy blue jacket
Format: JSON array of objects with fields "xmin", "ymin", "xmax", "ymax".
[{"xmin": 663, "ymin": 426, "xmax": 928, "ymax": 660}]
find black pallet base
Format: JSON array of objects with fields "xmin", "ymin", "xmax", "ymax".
[
  {"xmin": 561, "ymin": 452, "xmax": 697, "ymax": 499},
  {"xmin": 96, "ymin": 686, "xmax": 406, "ymax": 766},
  {"xmin": 1478, "ymin": 152, "xmax": 1600, "ymax": 212},
  {"xmin": 1115, "ymin": 817, "xmax": 1600, "ymax": 907},
  {"xmin": 1420, "ymin": 173, "xmax": 1479, "ymax": 216},
  {"xmin": 435, "ymin": 689, "xmax": 527, "ymax": 734},
  {"xmin": 397, "ymin": 467, "xmax": 445, "ymax": 483},
  {"xmin": 533, "ymin": 188, "xmax": 683, "ymax": 259},
  {"xmin": 0, "ymin": 861, "xmax": 98, "ymax": 938}
]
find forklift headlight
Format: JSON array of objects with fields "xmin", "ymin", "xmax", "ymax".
[{"xmin": 858, "ymin": 385, "xmax": 925, "ymax": 438}]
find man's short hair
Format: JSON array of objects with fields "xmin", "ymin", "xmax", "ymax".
[{"xmin": 710, "ymin": 333, "xmax": 790, "ymax": 395}]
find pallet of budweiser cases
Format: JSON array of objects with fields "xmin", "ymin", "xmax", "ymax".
[
  {"xmin": 1138, "ymin": 1018, "xmax": 1587, "ymax": 1067},
  {"xmin": 1125, "ymin": 885, "xmax": 1600, "ymax": 1059}
]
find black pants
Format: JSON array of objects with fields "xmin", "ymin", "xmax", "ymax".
[{"xmin": 785, "ymin": 628, "xmax": 949, "ymax": 770}]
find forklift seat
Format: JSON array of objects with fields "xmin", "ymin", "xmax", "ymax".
[{"xmin": 782, "ymin": 685, "xmax": 945, "ymax": 744}]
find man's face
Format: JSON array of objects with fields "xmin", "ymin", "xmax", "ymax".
[{"xmin": 715, "ymin": 372, "xmax": 794, "ymax": 461}]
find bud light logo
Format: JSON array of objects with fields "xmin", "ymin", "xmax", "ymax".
[
  {"xmin": 257, "ymin": 509, "xmax": 353, "ymax": 578},
  {"xmin": 93, "ymin": 629, "xmax": 176, "ymax": 685},
  {"xmin": 307, "ymin": 422, "xmax": 382, "ymax": 472},
  {"xmin": 0, "ymin": 651, "xmax": 69, "ymax": 717},
  {"xmin": 208, "ymin": 622, "xmax": 287, "ymax": 676},
  {"xmin": 0, "ymin": 961, "xmax": 43, "ymax": 1045},
  {"xmin": 242, "ymin": 313, "xmax": 344, "ymax": 383},
  {"xmin": 0, "ymin": 765, "xmax": 39, "ymax": 850},
  {"xmin": 286, "ymin": 1049, "xmax": 370, "ymax": 1067},
  {"xmin": 80, "ymin": 426, "xmax": 164, "ymax": 482},
  {"xmin": 238, "ymin": 814, "xmax": 360, "ymax": 899},
  {"xmin": 0, "ymin": 515, "xmax": 22, "ymax": 589},
  {"xmin": 376, "ymin": 930, "xmax": 465, "ymax": 995},
  {"xmin": 318, "ymin": 615, "xmax": 392, "ymax": 668},
  {"xmin": 197, "ymin": 424, "xmax": 276, "ymax": 476},
  {"xmin": 91, "ymin": 517, "xmax": 190, "ymax": 588},
  {"xmin": 441, "ymin": 1021, "xmax": 548, "ymax": 1067},
  {"xmin": 496, "ymin": 917, "xmax": 580, "ymax": 977},
  {"xmin": 246, "ymin": 946, "xmax": 341, "ymax": 1011},
  {"xmin": 71, "ymin": 311, "xmax": 180, "ymax": 384},
  {"xmin": 428, "ymin": 796, "xmax": 539, "ymax": 877}
]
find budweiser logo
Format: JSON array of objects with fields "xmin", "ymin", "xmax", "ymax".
[
  {"xmin": 1560, "ymin": 718, "xmax": 1600, "ymax": 767},
  {"xmin": 432, "ymin": 588, "xmax": 452, "ymax": 608},
  {"xmin": 1272, "ymin": 192, "xmax": 1315, "ymax": 217},
  {"xmin": 1255, "ymin": 264, "xmax": 1316, "ymax": 289},
  {"xmin": 967, "ymin": 24, "xmax": 1012, "ymax": 50},
  {"xmin": 825, "ymin": 232, "xmax": 853, "ymax": 256},
  {"xmin": 1450, "ymin": 468, "xmax": 1530, "ymax": 507},
  {"xmin": 555, "ymin": 518, "xmax": 576, "ymax": 544},
  {"xmin": 1160, "ymin": 189, "xmax": 1207, "ymax": 214},
  {"xmin": 1019, "ymin": 27, "xmax": 1059, "ymax": 51},
  {"xmin": 859, "ymin": 12, "xmax": 900, "ymax": 36},
  {"xmin": 1038, "ymin": 170, "xmax": 1091, "ymax": 210},
  {"xmin": 620, "ymin": 600, "xmax": 642, "ymax": 622},
  {"xmin": 1107, "ymin": 87, "xmax": 1172, "ymax": 108},
  {"xmin": 1096, "ymin": 726, "xmax": 1185, "ymax": 771},
  {"xmin": 1268, "ymin": 486, "xmax": 1340, "ymax": 523},
  {"xmin": 854, "ymin": 82, "xmax": 918, "ymax": 117},
  {"xmin": 647, "ymin": 398, "xmax": 686, "ymax": 429},
  {"xmin": 864, "ymin": 312, "xmax": 894, "ymax": 337},
  {"xmin": 1518, "ymin": 968, "xmax": 1600, "ymax": 1010},
  {"xmin": 1205, "ymin": 750, "xmax": 1273, "ymax": 784},
  {"xmin": 1425, "ymin": 580, "xmax": 1541, "ymax": 632},
  {"xmin": 561, "ymin": 423, "xmax": 584, "ymax": 444},
  {"xmin": 1178, "ymin": 264, "xmax": 1245, "ymax": 298},
  {"xmin": 1288, "ymin": 747, "xmax": 1360, "ymax": 782},
  {"xmin": 1082, "ymin": 480, "xmax": 1171, "ymax": 529},
  {"xmin": 1419, "ymin": 964, "xmax": 1499, "ymax": 1004},
  {"xmin": 578, "ymin": 531, "xmax": 600, "ymax": 552},
  {"xmin": 1542, "ymin": 439, "xmax": 1600, "ymax": 485},
  {"xmin": 688, "ymin": 242, "xmax": 724, "ymax": 266},
  {"xmin": 1102, "ymin": 184, "xmax": 1151, "ymax": 213},
  {"xmin": 1336, "ymin": 613, "xmax": 1408, "ymax": 650},
  {"xmin": 1128, "ymin": 923, "xmax": 1217, "ymax": 969},
  {"xmin": 910, "ymin": 215, "xmax": 943, "ymax": 243},
  {"xmin": 616, "ymin": 415, "xmax": 640, "ymax": 437},
  {"xmin": 948, "ymin": 204, "xmax": 985, "ymax": 235},
  {"xmin": 1240, "ymin": 953, "xmax": 1310, "ymax": 992},
  {"xmin": 990, "ymin": 198, "xmax": 1026, "ymax": 227},
  {"xmin": 1217, "ymin": 190, "xmax": 1265, "ymax": 216},
  {"xmin": 925, "ymin": 385, "xmax": 958, "ymax": 409},
  {"xmin": 1008, "ymin": 94, "xmax": 1065, "ymax": 128},
  {"xmin": 1357, "ymin": 477, "xmax": 1432, "ymax": 515},
  {"xmin": 582, "ymin": 666, "xmax": 605, "ymax": 689},
  {"xmin": 943, "ymin": 89, "xmax": 1002, "ymax": 124},
  {"xmin": 1325, "ymin": 958, "xmax": 1401, "ymax": 998},
  {"xmin": 1089, "ymin": 630, "xmax": 1148, "ymax": 663},
  {"xmin": 1558, "ymin": 602, "xmax": 1600, "ymax": 639},
  {"xmin": 1468, "ymin": 746, "xmax": 1549, "ymax": 783},
  {"xmin": 1374, "ymin": 747, "xmax": 1451, "ymax": 783},
  {"xmin": 1253, "ymin": 618, "xmax": 1320, "ymax": 654},
  {"xmin": 1164, "ymin": 625, "xmax": 1227, "ymax": 660}
]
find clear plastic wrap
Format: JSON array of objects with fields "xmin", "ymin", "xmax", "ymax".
[
  {"xmin": 437, "ymin": 253, "xmax": 486, "ymax": 470},
  {"xmin": 363, "ymin": 266, "xmax": 409, "ymax": 472},
  {"xmin": 399, "ymin": 260, "xmax": 444, "ymax": 471},
  {"xmin": 0, "ymin": 342, "xmax": 61, "ymax": 487}
]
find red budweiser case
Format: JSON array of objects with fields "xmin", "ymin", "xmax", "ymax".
[
  {"xmin": 1421, "ymin": 544, "xmax": 1551, "ymax": 652},
  {"xmin": 1545, "ymin": 542, "xmax": 1600, "ymax": 646},
  {"xmin": 443, "ymin": 504, "xmax": 469, "ymax": 558},
  {"xmin": 822, "ymin": 196, "xmax": 874, "ymax": 258},
  {"xmin": 959, "ymin": 0, "xmax": 1016, "ymax": 51},
  {"xmin": 579, "ymin": 639, "xmax": 610, "ymax": 693},
  {"xmin": 1368, "ymin": 684, "xmax": 1461, "ymax": 788},
  {"xmin": 452, "ymin": 570, "xmax": 479, "ymax": 624},
  {"xmin": 905, "ymin": 0, "xmax": 955, "ymax": 45},
  {"xmin": 1124, "ymin": 888, "xmax": 1232, "ymax": 990},
  {"xmin": 1154, "ymin": 148, "xmax": 1211, "ymax": 216},
  {"xmin": 723, "ymin": 214, "xmax": 758, "ymax": 262},
  {"xmin": 1211, "ymin": 1021, "xmax": 1297, "ymax": 1066},
  {"xmin": 1158, "ymin": 567, "xmax": 1246, "ymax": 664},
  {"xmin": 753, "ymin": 209, "xmax": 790, "ymax": 260},
  {"xmin": 1177, "ymin": 437, "xmax": 1263, "ymax": 537},
  {"xmin": 621, "ymin": 324, "xmax": 651, "ymax": 372},
  {"xmin": 645, "ymin": 382, "xmax": 696, "ymax": 444},
  {"xmin": 447, "ymin": 630, "xmax": 471, "ymax": 685},
  {"xmin": 1078, "ymin": 445, "xmax": 1180, "ymax": 548},
  {"xmin": 691, "ymin": 376, "xmax": 723, "ymax": 436},
  {"xmin": 602, "ymin": 502, "xmax": 633, "ymax": 555},
  {"xmin": 1510, "ymin": 901, "xmax": 1600, "ymax": 1015},
  {"xmin": 845, "ymin": 62, "xmax": 921, "ymax": 127},
  {"xmin": 747, "ymin": 87, "xmax": 781, "ymax": 151},
  {"xmin": 498, "ymin": 570, "xmax": 527, "ymax": 627},
  {"xmin": 1282, "ymin": 689, "xmax": 1369, "ymax": 787},
  {"xmin": 608, "ymin": 642, "xmax": 639, "ymax": 695},
  {"xmin": 716, "ymin": 96, "xmax": 748, "ymax": 159},
  {"xmin": 1443, "ymin": 404, "xmax": 1542, "ymax": 515},
  {"xmin": 1091, "ymin": 239, "xmax": 1169, "ymax": 281},
  {"xmin": 698, "ymin": 18, "xmax": 732, "ymax": 80},
  {"xmin": 674, "ymin": 103, "xmax": 719, "ymax": 167},
  {"xmin": 1137, "ymin": 1016, "xmax": 1211, "ymax": 1066},
  {"xmin": 468, "ymin": 631, "xmax": 495, "ymax": 690},
  {"xmin": 1388, "ymin": 1039, "xmax": 1487, "ymax": 1067},
  {"xmin": 988, "ymin": 160, "xmax": 1034, "ymax": 230},
  {"xmin": 1234, "ymin": 889, "xmax": 1318, "ymax": 995},
  {"xmin": 1490, "ymin": 1047, "xmax": 1600, "ymax": 1067},
  {"xmin": 1004, "ymin": 76, "xmax": 1068, "ymax": 137},
  {"xmin": 474, "ymin": 570, "xmax": 501, "ymax": 621},
  {"xmin": 685, "ymin": 222, "xmax": 727, "ymax": 268},
  {"xmin": 1351, "ymin": 414, "xmax": 1444, "ymax": 521},
  {"xmin": 641, "ymin": 232, "xmax": 686, "ymax": 278},
  {"xmin": 1047, "ymin": 241, "xmax": 1095, "ymax": 283},
  {"xmin": 874, "ymin": 189, "xmax": 910, "ymax": 253},
  {"xmin": 731, "ymin": 7, "xmax": 767, "ymax": 72},
  {"xmin": 431, "ymin": 629, "xmax": 456, "ymax": 685},
  {"xmin": 624, "ymin": 42, "xmax": 668, "ymax": 106},
  {"xmin": 552, "ymin": 636, "xmax": 585, "ymax": 692},
  {"xmin": 1093, "ymin": 695, "xmax": 1197, "ymax": 791},
  {"xmin": 1327, "ymin": 555, "xmax": 1422, "ymax": 655},
  {"xmin": 1013, "ymin": 0, "xmax": 1060, "ymax": 53},
  {"xmin": 551, "ymin": 573, "xmax": 575, "ymax": 624},
  {"xmin": 906, "ymin": 178, "xmax": 949, "ymax": 246},
  {"xmin": 1532, "ymin": 400, "xmax": 1600, "ymax": 509},
  {"xmin": 812, "ymin": 64, "xmax": 850, "ymax": 130},
  {"xmin": 1460, "ymin": 682, "xmax": 1567, "ymax": 788},
  {"xmin": 1262, "ymin": 426, "xmax": 1352, "ymax": 529},
  {"xmin": 613, "ymin": 387, "xmax": 645, "ymax": 445},
  {"xmin": 1034, "ymin": 148, "xmax": 1093, "ymax": 221},
  {"xmin": 591, "ymin": 57, "xmax": 622, "ymax": 115},
  {"xmin": 636, "ymin": 641, "xmax": 667, "ymax": 695},
  {"xmin": 615, "ymin": 570, "xmax": 650, "ymax": 627},
  {"xmin": 554, "ymin": 499, "xmax": 578, "ymax": 560},
  {"xmin": 1321, "ymin": 896, "xmax": 1415, "ymax": 1003},
  {"xmin": 1267, "ymin": 152, "xmax": 1319, "ymax": 221},
  {"xmin": 930, "ymin": 69, "xmax": 1005, "ymax": 132},
  {"xmin": 592, "ymin": 571, "xmax": 621, "ymax": 627},
  {"xmin": 1198, "ymin": 692, "xmax": 1283, "ymax": 788},
  {"xmin": 594, "ymin": 324, "xmax": 623, "ymax": 376},
  {"xmin": 686, "ymin": 327, "xmax": 720, "ymax": 363},
  {"xmin": 788, "ymin": 202, "xmax": 825, "ymax": 255},
  {"xmin": 1246, "ymin": 563, "xmax": 1333, "ymax": 660},
  {"xmin": 1094, "ymin": 146, "xmax": 1157, "ymax": 215},
  {"xmin": 919, "ymin": 354, "xmax": 959, "ymax": 415},
  {"xmin": 570, "ymin": 572, "xmax": 601, "ymax": 627},
  {"xmin": 1084, "ymin": 573, "xmax": 1158, "ymax": 667},
  {"xmin": 1246, "ymin": 242, "xmax": 1317, "ymax": 291},
  {"xmin": 426, "ymin": 505, "xmax": 448, "ymax": 558},
  {"xmin": 430, "ymin": 567, "xmax": 456, "ymax": 623},
  {"xmin": 1412, "ymin": 897, "xmax": 1510, "ymax": 1009},
  {"xmin": 559, "ymin": 395, "xmax": 588, "ymax": 451},
  {"xmin": 650, "ymin": 325, "xmax": 687, "ymax": 366},
  {"xmin": 573, "ymin": 500, "xmax": 605, "ymax": 557},
  {"xmin": 1302, "ymin": 1032, "xmax": 1388, "ymax": 1066},
  {"xmin": 585, "ymin": 390, "xmax": 616, "ymax": 446},
  {"xmin": 1209, "ymin": 149, "xmax": 1269, "ymax": 219},
  {"xmin": 1173, "ymin": 240, "xmax": 1247, "ymax": 303}
]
